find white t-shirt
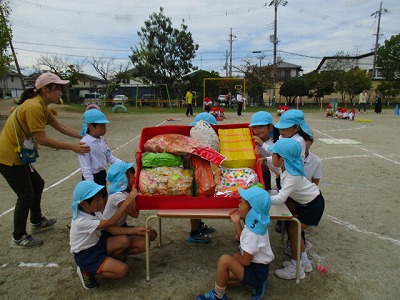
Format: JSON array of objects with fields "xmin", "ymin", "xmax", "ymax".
[
  {"xmin": 240, "ymin": 226, "xmax": 274, "ymax": 264},
  {"xmin": 304, "ymin": 152, "xmax": 322, "ymax": 182},
  {"xmin": 78, "ymin": 134, "xmax": 121, "ymax": 180},
  {"xmin": 70, "ymin": 210, "xmax": 104, "ymax": 253},
  {"xmin": 270, "ymin": 170, "xmax": 321, "ymax": 205},
  {"xmin": 102, "ymin": 191, "xmax": 128, "ymax": 227}
]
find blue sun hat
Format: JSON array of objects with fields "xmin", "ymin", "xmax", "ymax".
[
  {"xmin": 250, "ymin": 111, "xmax": 273, "ymax": 127},
  {"xmin": 274, "ymin": 109, "xmax": 312, "ymax": 136},
  {"xmin": 189, "ymin": 112, "xmax": 217, "ymax": 126},
  {"xmin": 107, "ymin": 161, "xmax": 135, "ymax": 195},
  {"xmin": 80, "ymin": 109, "xmax": 110, "ymax": 136},
  {"xmin": 267, "ymin": 138, "xmax": 305, "ymax": 176},
  {"xmin": 238, "ymin": 187, "xmax": 271, "ymax": 235},
  {"xmin": 72, "ymin": 181, "xmax": 104, "ymax": 220}
]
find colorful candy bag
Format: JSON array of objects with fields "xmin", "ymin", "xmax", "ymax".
[{"xmin": 215, "ymin": 167, "xmax": 259, "ymax": 197}]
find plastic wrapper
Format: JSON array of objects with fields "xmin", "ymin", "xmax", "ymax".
[
  {"xmin": 190, "ymin": 156, "xmax": 216, "ymax": 197},
  {"xmin": 215, "ymin": 167, "xmax": 259, "ymax": 197},
  {"xmin": 141, "ymin": 151, "xmax": 183, "ymax": 168},
  {"xmin": 139, "ymin": 167, "xmax": 193, "ymax": 196},
  {"xmin": 190, "ymin": 120, "xmax": 220, "ymax": 151},
  {"xmin": 143, "ymin": 133, "xmax": 225, "ymax": 166}
]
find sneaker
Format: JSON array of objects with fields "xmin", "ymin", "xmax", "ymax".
[
  {"xmin": 76, "ymin": 266, "xmax": 98, "ymax": 289},
  {"xmin": 251, "ymin": 279, "xmax": 268, "ymax": 300},
  {"xmin": 31, "ymin": 216, "xmax": 57, "ymax": 231},
  {"xmin": 283, "ymin": 260, "xmax": 313, "ymax": 273},
  {"xmin": 285, "ymin": 240, "xmax": 312, "ymax": 256},
  {"xmin": 187, "ymin": 230, "xmax": 212, "ymax": 243},
  {"xmin": 196, "ymin": 290, "xmax": 227, "ymax": 300},
  {"xmin": 199, "ymin": 222, "xmax": 215, "ymax": 234},
  {"xmin": 11, "ymin": 234, "xmax": 43, "ymax": 248},
  {"xmin": 275, "ymin": 262, "xmax": 306, "ymax": 280}
]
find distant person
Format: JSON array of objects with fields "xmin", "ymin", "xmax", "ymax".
[
  {"xmin": 196, "ymin": 187, "xmax": 274, "ymax": 300},
  {"xmin": 374, "ymin": 91, "xmax": 382, "ymax": 114},
  {"xmin": 0, "ymin": 72, "xmax": 90, "ymax": 248},
  {"xmin": 204, "ymin": 96, "xmax": 213, "ymax": 113},
  {"xmin": 358, "ymin": 90, "xmax": 368, "ymax": 113},
  {"xmin": 186, "ymin": 87, "xmax": 194, "ymax": 117},
  {"xmin": 236, "ymin": 91, "xmax": 244, "ymax": 116}
]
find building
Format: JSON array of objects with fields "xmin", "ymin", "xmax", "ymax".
[{"xmin": 0, "ymin": 70, "xmax": 24, "ymax": 98}]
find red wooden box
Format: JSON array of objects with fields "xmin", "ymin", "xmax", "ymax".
[{"xmin": 135, "ymin": 123, "xmax": 264, "ymax": 210}]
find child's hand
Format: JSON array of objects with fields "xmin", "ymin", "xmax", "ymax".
[
  {"xmin": 229, "ymin": 209, "xmax": 241, "ymax": 223},
  {"xmin": 253, "ymin": 136, "xmax": 263, "ymax": 146},
  {"xmin": 257, "ymin": 157, "xmax": 267, "ymax": 164},
  {"xmin": 125, "ymin": 188, "xmax": 139, "ymax": 206}
]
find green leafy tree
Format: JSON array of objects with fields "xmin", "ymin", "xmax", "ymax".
[
  {"xmin": 130, "ymin": 7, "xmax": 199, "ymax": 90},
  {"xmin": 304, "ymin": 71, "xmax": 335, "ymax": 103},
  {"xmin": 341, "ymin": 68, "xmax": 372, "ymax": 103},
  {"xmin": 0, "ymin": 1, "xmax": 12, "ymax": 77},
  {"xmin": 279, "ymin": 77, "xmax": 309, "ymax": 103},
  {"xmin": 377, "ymin": 80, "xmax": 400, "ymax": 104},
  {"xmin": 377, "ymin": 33, "xmax": 400, "ymax": 82}
]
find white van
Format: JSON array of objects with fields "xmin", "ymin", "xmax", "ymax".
[{"xmin": 84, "ymin": 93, "xmax": 104, "ymax": 106}]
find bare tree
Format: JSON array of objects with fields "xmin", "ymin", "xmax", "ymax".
[
  {"xmin": 87, "ymin": 55, "xmax": 116, "ymax": 85},
  {"xmin": 34, "ymin": 55, "xmax": 70, "ymax": 76}
]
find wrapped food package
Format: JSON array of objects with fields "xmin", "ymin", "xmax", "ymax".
[
  {"xmin": 144, "ymin": 133, "xmax": 225, "ymax": 166},
  {"xmin": 218, "ymin": 128, "xmax": 256, "ymax": 169},
  {"xmin": 190, "ymin": 156, "xmax": 217, "ymax": 197},
  {"xmin": 215, "ymin": 167, "xmax": 259, "ymax": 197},
  {"xmin": 139, "ymin": 167, "xmax": 193, "ymax": 196},
  {"xmin": 141, "ymin": 151, "xmax": 183, "ymax": 168},
  {"xmin": 190, "ymin": 120, "xmax": 220, "ymax": 151}
]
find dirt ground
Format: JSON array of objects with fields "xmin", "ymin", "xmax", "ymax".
[{"xmin": 0, "ymin": 100, "xmax": 399, "ymax": 300}]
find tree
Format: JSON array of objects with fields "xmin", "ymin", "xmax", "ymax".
[
  {"xmin": 0, "ymin": 1, "xmax": 12, "ymax": 77},
  {"xmin": 377, "ymin": 33, "xmax": 400, "ymax": 82},
  {"xmin": 130, "ymin": 7, "xmax": 199, "ymax": 89},
  {"xmin": 377, "ymin": 80, "xmax": 400, "ymax": 104},
  {"xmin": 279, "ymin": 77, "xmax": 309, "ymax": 103},
  {"xmin": 87, "ymin": 55, "xmax": 116, "ymax": 86},
  {"xmin": 304, "ymin": 71, "xmax": 335, "ymax": 103},
  {"xmin": 341, "ymin": 68, "xmax": 372, "ymax": 103}
]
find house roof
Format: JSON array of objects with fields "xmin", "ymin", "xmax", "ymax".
[
  {"xmin": 315, "ymin": 52, "xmax": 374, "ymax": 72},
  {"xmin": 276, "ymin": 61, "xmax": 302, "ymax": 70}
]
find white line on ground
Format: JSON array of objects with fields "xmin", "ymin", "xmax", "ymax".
[{"xmin": 327, "ymin": 215, "xmax": 400, "ymax": 247}]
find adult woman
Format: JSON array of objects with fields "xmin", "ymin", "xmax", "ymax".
[{"xmin": 0, "ymin": 72, "xmax": 90, "ymax": 248}]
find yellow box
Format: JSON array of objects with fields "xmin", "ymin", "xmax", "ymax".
[{"xmin": 218, "ymin": 128, "xmax": 256, "ymax": 169}]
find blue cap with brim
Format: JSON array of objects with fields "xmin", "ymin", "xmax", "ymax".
[
  {"xmin": 238, "ymin": 187, "xmax": 271, "ymax": 235},
  {"xmin": 274, "ymin": 109, "xmax": 312, "ymax": 136},
  {"xmin": 72, "ymin": 181, "xmax": 105, "ymax": 220},
  {"xmin": 189, "ymin": 112, "xmax": 217, "ymax": 126},
  {"xmin": 80, "ymin": 109, "xmax": 110, "ymax": 136},
  {"xmin": 267, "ymin": 138, "xmax": 305, "ymax": 176},
  {"xmin": 250, "ymin": 111, "xmax": 273, "ymax": 127},
  {"xmin": 106, "ymin": 161, "xmax": 135, "ymax": 195}
]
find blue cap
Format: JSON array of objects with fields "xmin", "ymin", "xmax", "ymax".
[
  {"xmin": 106, "ymin": 161, "xmax": 135, "ymax": 195},
  {"xmin": 267, "ymin": 138, "xmax": 305, "ymax": 176},
  {"xmin": 72, "ymin": 181, "xmax": 104, "ymax": 220},
  {"xmin": 189, "ymin": 112, "xmax": 217, "ymax": 126},
  {"xmin": 274, "ymin": 109, "xmax": 312, "ymax": 136},
  {"xmin": 250, "ymin": 111, "xmax": 273, "ymax": 127},
  {"xmin": 80, "ymin": 109, "xmax": 110, "ymax": 136},
  {"xmin": 238, "ymin": 187, "xmax": 271, "ymax": 235}
]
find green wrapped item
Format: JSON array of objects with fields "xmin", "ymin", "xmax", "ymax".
[{"xmin": 141, "ymin": 151, "xmax": 184, "ymax": 168}]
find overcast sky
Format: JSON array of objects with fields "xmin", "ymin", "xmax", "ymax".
[{"xmin": 7, "ymin": 0, "xmax": 400, "ymax": 77}]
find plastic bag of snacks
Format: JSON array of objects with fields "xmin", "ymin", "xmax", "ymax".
[{"xmin": 215, "ymin": 167, "xmax": 259, "ymax": 197}]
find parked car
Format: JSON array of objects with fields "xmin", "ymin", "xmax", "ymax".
[
  {"xmin": 216, "ymin": 94, "xmax": 227, "ymax": 106},
  {"xmin": 113, "ymin": 95, "xmax": 128, "ymax": 105}
]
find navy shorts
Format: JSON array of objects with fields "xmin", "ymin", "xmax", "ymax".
[
  {"xmin": 242, "ymin": 262, "xmax": 270, "ymax": 290},
  {"xmin": 74, "ymin": 235, "xmax": 109, "ymax": 274},
  {"xmin": 294, "ymin": 192, "xmax": 325, "ymax": 226}
]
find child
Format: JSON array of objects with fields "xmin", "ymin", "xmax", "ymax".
[
  {"xmin": 78, "ymin": 109, "xmax": 121, "ymax": 189},
  {"xmin": 103, "ymin": 161, "xmax": 157, "ymax": 251},
  {"xmin": 303, "ymin": 130, "xmax": 322, "ymax": 186},
  {"xmin": 196, "ymin": 187, "xmax": 274, "ymax": 300},
  {"xmin": 249, "ymin": 111, "xmax": 280, "ymax": 190},
  {"xmin": 70, "ymin": 180, "xmax": 149, "ymax": 289},
  {"xmin": 267, "ymin": 138, "xmax": 325, "ymax": 280},
  {"xmin": 326, "ymin": 104, "xmax": 333, "ymax": 117}
]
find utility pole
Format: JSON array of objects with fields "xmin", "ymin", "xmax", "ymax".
[
  {"xmin": 228, "ymin": 28, "xmax": 236, "ymax": 77},
  {"xmin": 0, "ymin": 3, "xmax": 25, "ymax": 90},
  {"xmin": 268, "ymin": 0, "xmax": 287, "ymax": 101},
  {"xmin": 225, "ymin": 50, "xmax": 229, "ymax": 77},
  {"xmin": 371, "ymin": 2, "xmax": 388, "ymax": 79}
]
